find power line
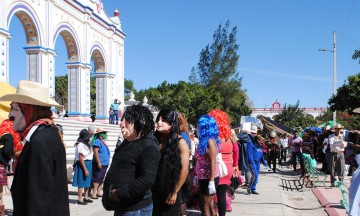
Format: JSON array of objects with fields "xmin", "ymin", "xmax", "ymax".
[{"xmin": 338, "ymin": 0, "xmax": 358, "ymax": 41}]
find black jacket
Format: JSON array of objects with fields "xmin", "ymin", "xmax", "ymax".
[
  {"xmin": 0, "ymin": 133, "xmax": 14, "ymax": 165},
  {"xmin": 102, "ymin": 134, "xmax": 160, "ymax": 211},
  {"xmin": 11, "ymin": 125, "xmax": 70, "ymax": 216}
]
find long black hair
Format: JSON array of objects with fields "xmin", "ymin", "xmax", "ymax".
[{"xmin": 154, "ymin": 108, "xmax": 181, "ymax": 197}]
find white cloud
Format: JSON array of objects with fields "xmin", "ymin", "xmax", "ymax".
[{"xmin": 240, "ymin": 67, "xmax": 332, "ymax": 82}]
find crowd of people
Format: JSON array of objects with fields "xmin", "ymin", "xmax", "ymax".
[{"xmin": 0, "ymin": 80, "xmax": 359, "ymax": 215}]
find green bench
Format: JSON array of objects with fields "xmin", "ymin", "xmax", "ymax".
[
  {"xmin": 334, "ymin": 180, "xmax": 349, "ymax": 213},
  {"xmin": 301, "ymin": 154, "xmax": 328, "ymax": 188}
]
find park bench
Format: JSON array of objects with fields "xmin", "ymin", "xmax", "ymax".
[
  {"xmin": 302, "ymin": 154, "xmax": 327, "ymax": 188},
  {"xmin": 334, "ymin": 180, "xmax": 349, "ymax": 213}
]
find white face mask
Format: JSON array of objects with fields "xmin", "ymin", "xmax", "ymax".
[{"xmin": 356, "ymin": 154, "xmax": 360, "ymax": 165}]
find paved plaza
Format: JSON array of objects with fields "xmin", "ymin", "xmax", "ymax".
[{"xmin": 1, "ymin": 162, "xmax": 350, "ymax": 216}]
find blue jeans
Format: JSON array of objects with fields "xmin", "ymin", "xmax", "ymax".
[
  {"xmin": 114, "ymin": 203, "xmax": 153, "ymax": 216},
  {"xmin": 114, "ymin": 110, "xmax": 119, "ymax": 125},
  {"xmin": 109, "ymin": 113, "xmax": 115, "ymax": 124}
]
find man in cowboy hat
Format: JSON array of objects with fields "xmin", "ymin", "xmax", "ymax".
[
  {"xmin": 328, "ymin": 123, "xmax": 347, "ymax": 186},
  {"xmin": 0, "ymin": 80, "xmax": 69, "ymax": 216}
]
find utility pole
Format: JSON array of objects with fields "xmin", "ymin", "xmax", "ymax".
[
  {"xmin": 333, "ymin": 31, "xmax": 337, "ymax": 126},
  {"xmin": 319, "ymin": 31, "xmax": 337, "ymax": 126}
]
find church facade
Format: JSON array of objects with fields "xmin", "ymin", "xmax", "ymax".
[
  {"xmin": 0, "ymin": 0, "xmax": 125, "ymax": 120},
  {"xmin": 251, "ymin": 101, "xmax": 327, "ymax": 119}
]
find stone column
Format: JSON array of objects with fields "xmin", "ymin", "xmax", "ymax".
[
  {"xmin": 0, "ymin": 29, "xmax": 11, "ymax": 82},
  {"xmin": 93, "ymin": 72, "xmax": 115, "ymax": 121},
  {"xmin": 24, "ymin": 46, "xmax": 41, "ymax": 82},
  {"xmin": 47, "ymin": 49, "xmax": 56, "ymax": 97},
  {"xmin": 67, "ymin": 62, "xmax": 91, "ymax": 120},
  {"xmin": 23, "ymin": 46, "xmax": 57, "ymax": 97}
]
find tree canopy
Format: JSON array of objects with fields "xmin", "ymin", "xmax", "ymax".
[
  {"xmin": 136, "ymin": 81, "xmax": 222, "ymax": 125},
  {"xmin": 274, "ymin": 101, "xmax": 317, "ymax": 130},
  {"xmin": 189, "ymin": 20, "xmax": 251, "ymax": 124},
  {"xmin": 124, "ymin": 79, "xmax": 136, "ymax": 101},
  {"xmin": 54, "ymin": 75, "xmax": 68, "ymax": 110},
  {"xmin": 328, "ymin": 73, "xmax": 360, "ymax": 113}
]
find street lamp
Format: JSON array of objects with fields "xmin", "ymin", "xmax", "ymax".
[{"xmin": 319, "ymin": 31, "xmax": 336, "ymax": 126}]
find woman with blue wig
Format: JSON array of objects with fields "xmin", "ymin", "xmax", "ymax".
[{"xmin": 195, "ymin": 115, "xmax": 220, "ymax": 216}]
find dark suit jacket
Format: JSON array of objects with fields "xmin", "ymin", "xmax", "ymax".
[
  {"xmin": 11, "ymin": 124, "xmax": 70, "ymax": 216},
  {"xmin": 0, "ymin": 133, "xmax": 14, "ymax": 165}
]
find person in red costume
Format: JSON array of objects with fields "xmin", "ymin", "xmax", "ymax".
[
  {"xmin": 208, "ymin": 110, "xmax": 239, "ymax": 216},
  {"xmin": 0, "ymin": 119, "xmax": 16, "ymax": 215}
]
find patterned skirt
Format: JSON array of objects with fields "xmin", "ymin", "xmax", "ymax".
[{"xmin": 0, "ymin": 164, "xmax": 7, "ymax": 186}]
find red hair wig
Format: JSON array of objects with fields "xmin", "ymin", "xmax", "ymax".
[{"xmin": 208, "ymin": 109, "xmax": 231, "ymax": 140}]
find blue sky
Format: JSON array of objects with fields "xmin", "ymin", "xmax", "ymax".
[{"xmin": 8, "ymin": 0, "xmax": 360, "ymax": 109}]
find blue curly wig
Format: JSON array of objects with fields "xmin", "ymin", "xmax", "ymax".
[{"xmin": 197, "ymin": 115, "xmax": 220, "ymax": 156}]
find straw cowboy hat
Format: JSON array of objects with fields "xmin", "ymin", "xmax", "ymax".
[
  {"xmin": 94, "ymin": 127, "xmax": 108, "ymax": 134},
  {"xmin": 0, "ymin": 80, "xmax": 61, "ymax": 107},
  {"xmin": 333, "ymin": 123, "xmax": 344, "ymax": 129}
]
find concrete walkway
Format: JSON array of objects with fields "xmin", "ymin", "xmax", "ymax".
[
  {"xmin": 2, "ymin": 163, "xmax": 346, "ymax": 215},
  {"xmin": 227, "ymin": 165, "xmax": 327, "ymax": 216}
]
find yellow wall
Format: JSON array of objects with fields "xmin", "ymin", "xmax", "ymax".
[{"xmin": 0, "ymin": 82, "xmax": 15, "ymax": 122}]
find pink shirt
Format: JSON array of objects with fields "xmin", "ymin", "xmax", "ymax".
[
  {"xmin": 219, "ymin": 141, "xmax": 239, "ymax": 185},
  {"xmin": 289, "ymin": 137, "xmax": 303, "ymax": 153},
  {"xmin": 195, "ymin": 148, "xmax": 219, "ymax": 180}
]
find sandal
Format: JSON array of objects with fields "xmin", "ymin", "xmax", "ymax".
[
  {"xmin": 91, "ymin": 196, "xmax": 98, "ymax": 199},
  {"xmin": 84, "ymin": 199, "xmax": 94, "ymax": 203},
  {"xmin": 96, "ymin": 194, "xmax": 103, "ymax": 197},
  {"xmin": 77, "ymin": 200, "xmax": 88, "ymax": 205}
]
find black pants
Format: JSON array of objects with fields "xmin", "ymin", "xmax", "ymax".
[
  {"xmin": 280, "ymin": 147, "xmax": 288, "ymax": 163},
  {"xmin": 292, "ymin": 152, "xmax": 304, "ymax": 173},
  {"xmin": 216, "ymin": 184, "xmax": 227, "ymax": 216},
  {"xmin": 268, "ymin": 149, "xmax": 279, "ymax": 172}
]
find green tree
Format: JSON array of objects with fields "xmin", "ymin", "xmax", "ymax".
[
  {"xmin": 274, "ymin": 101, "xmax": 317, "ymax": 129},
  {"xmin": 352, "ymin": 49, "xmax": 360, "ymax": 64},
  {"xmin": 317, "ymin": 108, "xmax": 360, "ymax": 130},
  {"xmin": 124, "ymin": 79, "xmax": 136, "ymax": 101},
  {"xmin": 189, "ymin": 20, "xmax": 251, "ymax": 124},
  {"xmin": 55, "ymin": 75, "xmax": 68, "ymax": 110},
  {"xmin": 328, "ymin": 73, "xmax": 360, "ymax": 113},
  {"xmin": 90, "ymin": 76, "xmax": 96, "ymax": 115},
  {"xmin": 137, "ymin": 81, "xmax": 222, "ymax": 125}
]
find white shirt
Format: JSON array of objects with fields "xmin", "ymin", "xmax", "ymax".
[
  {"xmin": 280, "ymin": 138, "xmax": 288, "ymax": 148},
  {"xmin": 322, "ymin": 138, "xmax": 329, "ymax": 154},
  {"xmin": 75, "ymin": 142, "xmax": 93, "ymax": 160},
  {"xmin": 328, "ymin": 133, "xmax": 347, "ymax": 153}
]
